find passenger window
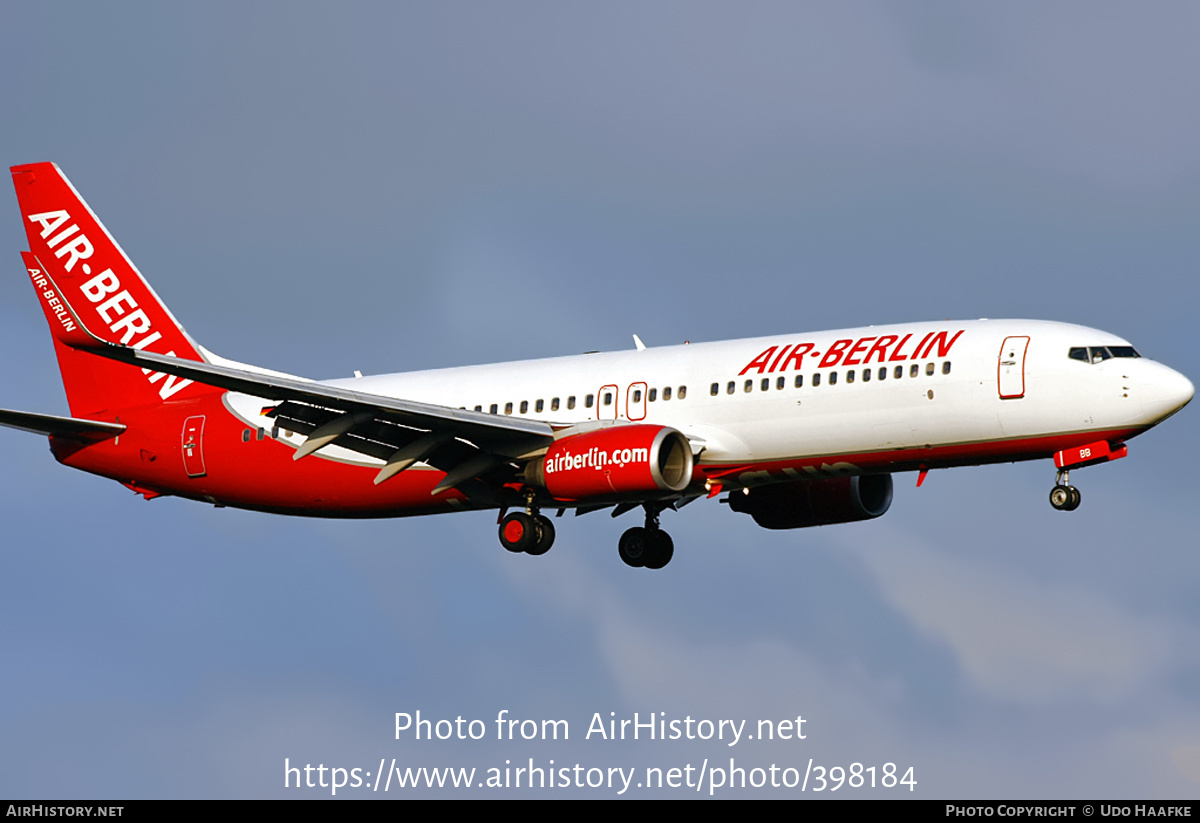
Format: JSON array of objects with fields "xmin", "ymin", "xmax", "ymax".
[
  {"xmin": 257, "ymin": 427, "xmax": 265, "ymax": 440},
  {"xmin": 847, "ymin": 370, "xmax": 855, "ymax": 384},
  {"xmin": 649, "ymin": 388, "xmax": 657, "ymax": 402},
  {"xmin": 271, "ymin": 426, "xmax": 279, "ymax": 439},
  {"xmin": 505, "ymin": 402, "xmax": 513, "ymax": 415},
  {"xmin": 744, "ymin": 379, "xmax": 753, "ymax": 393},
  {"xmin": 585, "ymin": 395, "xmax": 594, "ymax": 408},
  {"xmin": 664, "ymin": 386, "xmax": 672, "ymax": 400},
  {"xmin": 535, "ymin": 399, "xmax": 544, "ymax": 413},
  {"xmin": 761, "ymin": 378, "xmax": 769, "ymax": 391},
  {"xmin": 711, "ymin": 383, "xmax": 719, "ymax": 396},
  {"xmin": 474, "ymin": 405, "xmax": 482, "ymax": 412},
  {"xmin": 910, "ymin": 364, "xmax": 919, "ymax": 378},
  {"xmin": 862, "ymin": 368, "xmax": 870, "ymax": 382},
  {"xmin": 727, "ymin": 382, "xmax": 735, "ymax": 395},
  {"xmin": 894, "ymin": 366, "xmax": 903, "ymax": 379},
  {"xmin": 551, "ymin": 398, "xmax": 560, "ymax": 411},
  {"xmin": 242, "ymin": 429, "xmax": 251, "ymax": 443},
  {"xmin": 603, "ymin": 392, "xmax": 613, "ymax": 406},
  {"xmin": 568, "ymin": 396, "xmax": 576, "ymax": 410},
  {"xmin": 829, "ymin": 371, "xmax": 838, "ymax": 385},
  {"xmin": 490, "ymin": 404, "xmax": 498, "ymax": 414},
  {"xmin": 795, "ymin": 374, "xmax": 803, "ymax": 388},
  {"xmin": 777, "ymin": 376, "xmax": 785, "ymax": 390},
  {"xmin": 925, "ymin": 362, "xmax": 934, "ymax": 376},
  {"xmin": 879, "ymin": 367, "xmax": 886, "ymax": 381},
  {"xmin": 632, "ymin": 389, "xmax": 642, "ymax": 403},
  {"xmin": 813, "ymin": 373, "xmax": 821, "ymax": 387},
  {"xmin": 520, "ymin": 401, "xmax": 529, "ymax": 414},
  {"xmin": 678, "ymin": 386, "xmax": 686, "ymax": 399},
  {"xmin": 942, "ymin": 361, "xmax": 951, "ymax": 375}
]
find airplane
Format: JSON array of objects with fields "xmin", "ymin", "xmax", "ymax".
[{"xmin": 2, "ymin": 162, "xmax": 1194, "ymax": 570}]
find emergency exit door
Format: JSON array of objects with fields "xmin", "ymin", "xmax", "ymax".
[
  {"xmin": 181, "ymin": 415, "xmax": 207, "ymax": 477},
  {"xmin": 998, "ymin": 336, "xmax": 1030, "ymax": 399}
]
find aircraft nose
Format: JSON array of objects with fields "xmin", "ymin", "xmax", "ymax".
[
  {"xmin": 1142, "ymin": 363, "xmax": 1193, "ymax": 422},
  {"xmin": 1169, "ymin": 368, "xmax": 1195, "ymax": 409}
]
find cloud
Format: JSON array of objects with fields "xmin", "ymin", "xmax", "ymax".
[{"xmin": 845, "ymin": 524, "xmax": 1174, "ymax": 705}]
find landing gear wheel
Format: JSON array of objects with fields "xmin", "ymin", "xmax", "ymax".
[
  {"xmin": 1065, "ymin": 485, "xmax": 1081, "ymax": 511},
  {"xmin": 499, "ymin": 512, "xmax": 538, "ymax": 553},
  {"xmin": 1049, "ymin": 484, "xmax": 1081, "ymax": 511},
  {"xmin": 618, "ymin": 527, "xmax": 649, "ymax": 568},
  {"xmin": 526, "ymin": 515, "xmax": 556, "ymax": 556},
  {"xmin": 618, "ymin": 527, "xmax": 674, "ymax": 569},
  {"xmin": 643, "ymin": 530, "xmax": 674, "ymax": 570}
]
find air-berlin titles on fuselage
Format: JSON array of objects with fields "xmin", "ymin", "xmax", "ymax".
[
  {"xmin": 25, "ymin": 209, "xmax": 192, "ymax": 400},
  {"xmin": 738, "ymin": 330, "xmax": 965, "ymax": 375}
]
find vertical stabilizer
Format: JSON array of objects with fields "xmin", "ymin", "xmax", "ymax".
[{"xmin": 11, "ymin": 163, "xmax": 216, "ymax": 416}]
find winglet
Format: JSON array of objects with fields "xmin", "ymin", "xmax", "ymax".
[{"xmin": 19, "ymin": 251, "xmax": 106, "ymax": 350}]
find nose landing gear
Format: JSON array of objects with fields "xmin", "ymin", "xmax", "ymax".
[
  {"xmin": 618, "ymin": 505, "xmax": 675, "ymax": 569},
  {"xmin": 1049, "ymin": 470, "xmax": 1081, "ymax": 511}
]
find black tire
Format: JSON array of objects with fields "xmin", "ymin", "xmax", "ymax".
[
  {"xmin": 618, "ymin": 527, "xmax": 649, "ymax": 568},
  {"xmin": 527, "ymin": 515, "xmax": 556, "ymax": 556},
  {"xmin": 1065, "ymin": 486, "xmax": 1082, "ymax": 511},
  {"xmin": 1049, "ymin": 485, "xmax": 1071, "ymax": 511},
  {"xmin": 499, "ymin": 512, "xmax": 538, "ymax": 553},
  {"xmin": 643, "ymin": 530, "xmax": 675, "ymax": 570}
]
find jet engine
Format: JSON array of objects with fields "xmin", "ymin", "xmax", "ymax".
[
  {"xmin": 525, "ymin": 425, "xmax": 694, "ymax": 500},
  {"xmin": 726, "ymin": 474, "xmax": 893, "ymax": 529}
]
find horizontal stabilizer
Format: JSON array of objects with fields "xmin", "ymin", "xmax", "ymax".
[{"xmin": 0, "ymin": 407, "xmax": 124, "ymax": 441}]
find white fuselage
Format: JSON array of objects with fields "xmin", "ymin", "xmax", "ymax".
[{"xmin": 224, "ymin": 319, "xmax": 1193, "ymax": 486}]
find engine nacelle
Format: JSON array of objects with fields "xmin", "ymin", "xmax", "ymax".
[
  {"xmin": 727, "ymin": 474, "xmax": 893, "ymax": 530},
  {"xmin": 526, "ymin": 425, "xmax": 694, "ymax": 501}
]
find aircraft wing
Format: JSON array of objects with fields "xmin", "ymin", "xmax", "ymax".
[
  {"xmin": 85, "ymin": 343, "xmax": 555, "ymax": 498},
  {"xmin": 23, "ymin": 246, "xmax": 552, "ymax": 499}
]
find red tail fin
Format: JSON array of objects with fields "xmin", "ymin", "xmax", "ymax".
[{"xmin": 11, "ymin": 163, "xmax": 217, "ymax": 416}]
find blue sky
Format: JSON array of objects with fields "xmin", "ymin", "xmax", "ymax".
[{"xmin": 1, "ymin": 2, "xmax": 1199, "ymax": 798}]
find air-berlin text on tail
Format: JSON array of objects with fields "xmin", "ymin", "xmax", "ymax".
[
  {"xmin": 25, "ymin": 210, "xmax": 193, "ymax": 400},
  {"xmin": 739, "ymin": 330, "xmax": 965, "ymax": 375},
  {"xmin": 26, "ymin": 266, "xmax": 77, "ymax": 335}
]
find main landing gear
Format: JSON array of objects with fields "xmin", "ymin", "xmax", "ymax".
[
  {"xmin": 498, "ymin": 489, "xmax": 556, "ymax": 555},
  {"xmin": 618, "ymin": 505, "xmax": 674, "ymax": 570},
  {"xmin": 1048, "ymin": 469, "xmax": 1082, "ymax": 512},
  {"xmin": 499, "ymin": 511, "xmax": 556, "ymax": 555}
]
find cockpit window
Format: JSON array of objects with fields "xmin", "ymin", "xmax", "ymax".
[{"xmin": 1070, "ymin": 345, "xmax": 1140, "ymax": 363}]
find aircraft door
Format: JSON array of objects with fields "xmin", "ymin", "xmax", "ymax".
[
  {"xmin": 598, "ymin": 384, "xmax": 619, "ymax": 420},
  {"xmin": 181, "ymin": 415, "xmax": 207, "ymax": 477},
  {"xmin": 998, "ymin": 336, "xmax": 1030, "ymax": 399},
  {"xmin": 627, "ymin": 382, "xmax": 647, "ymax": 421}
]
